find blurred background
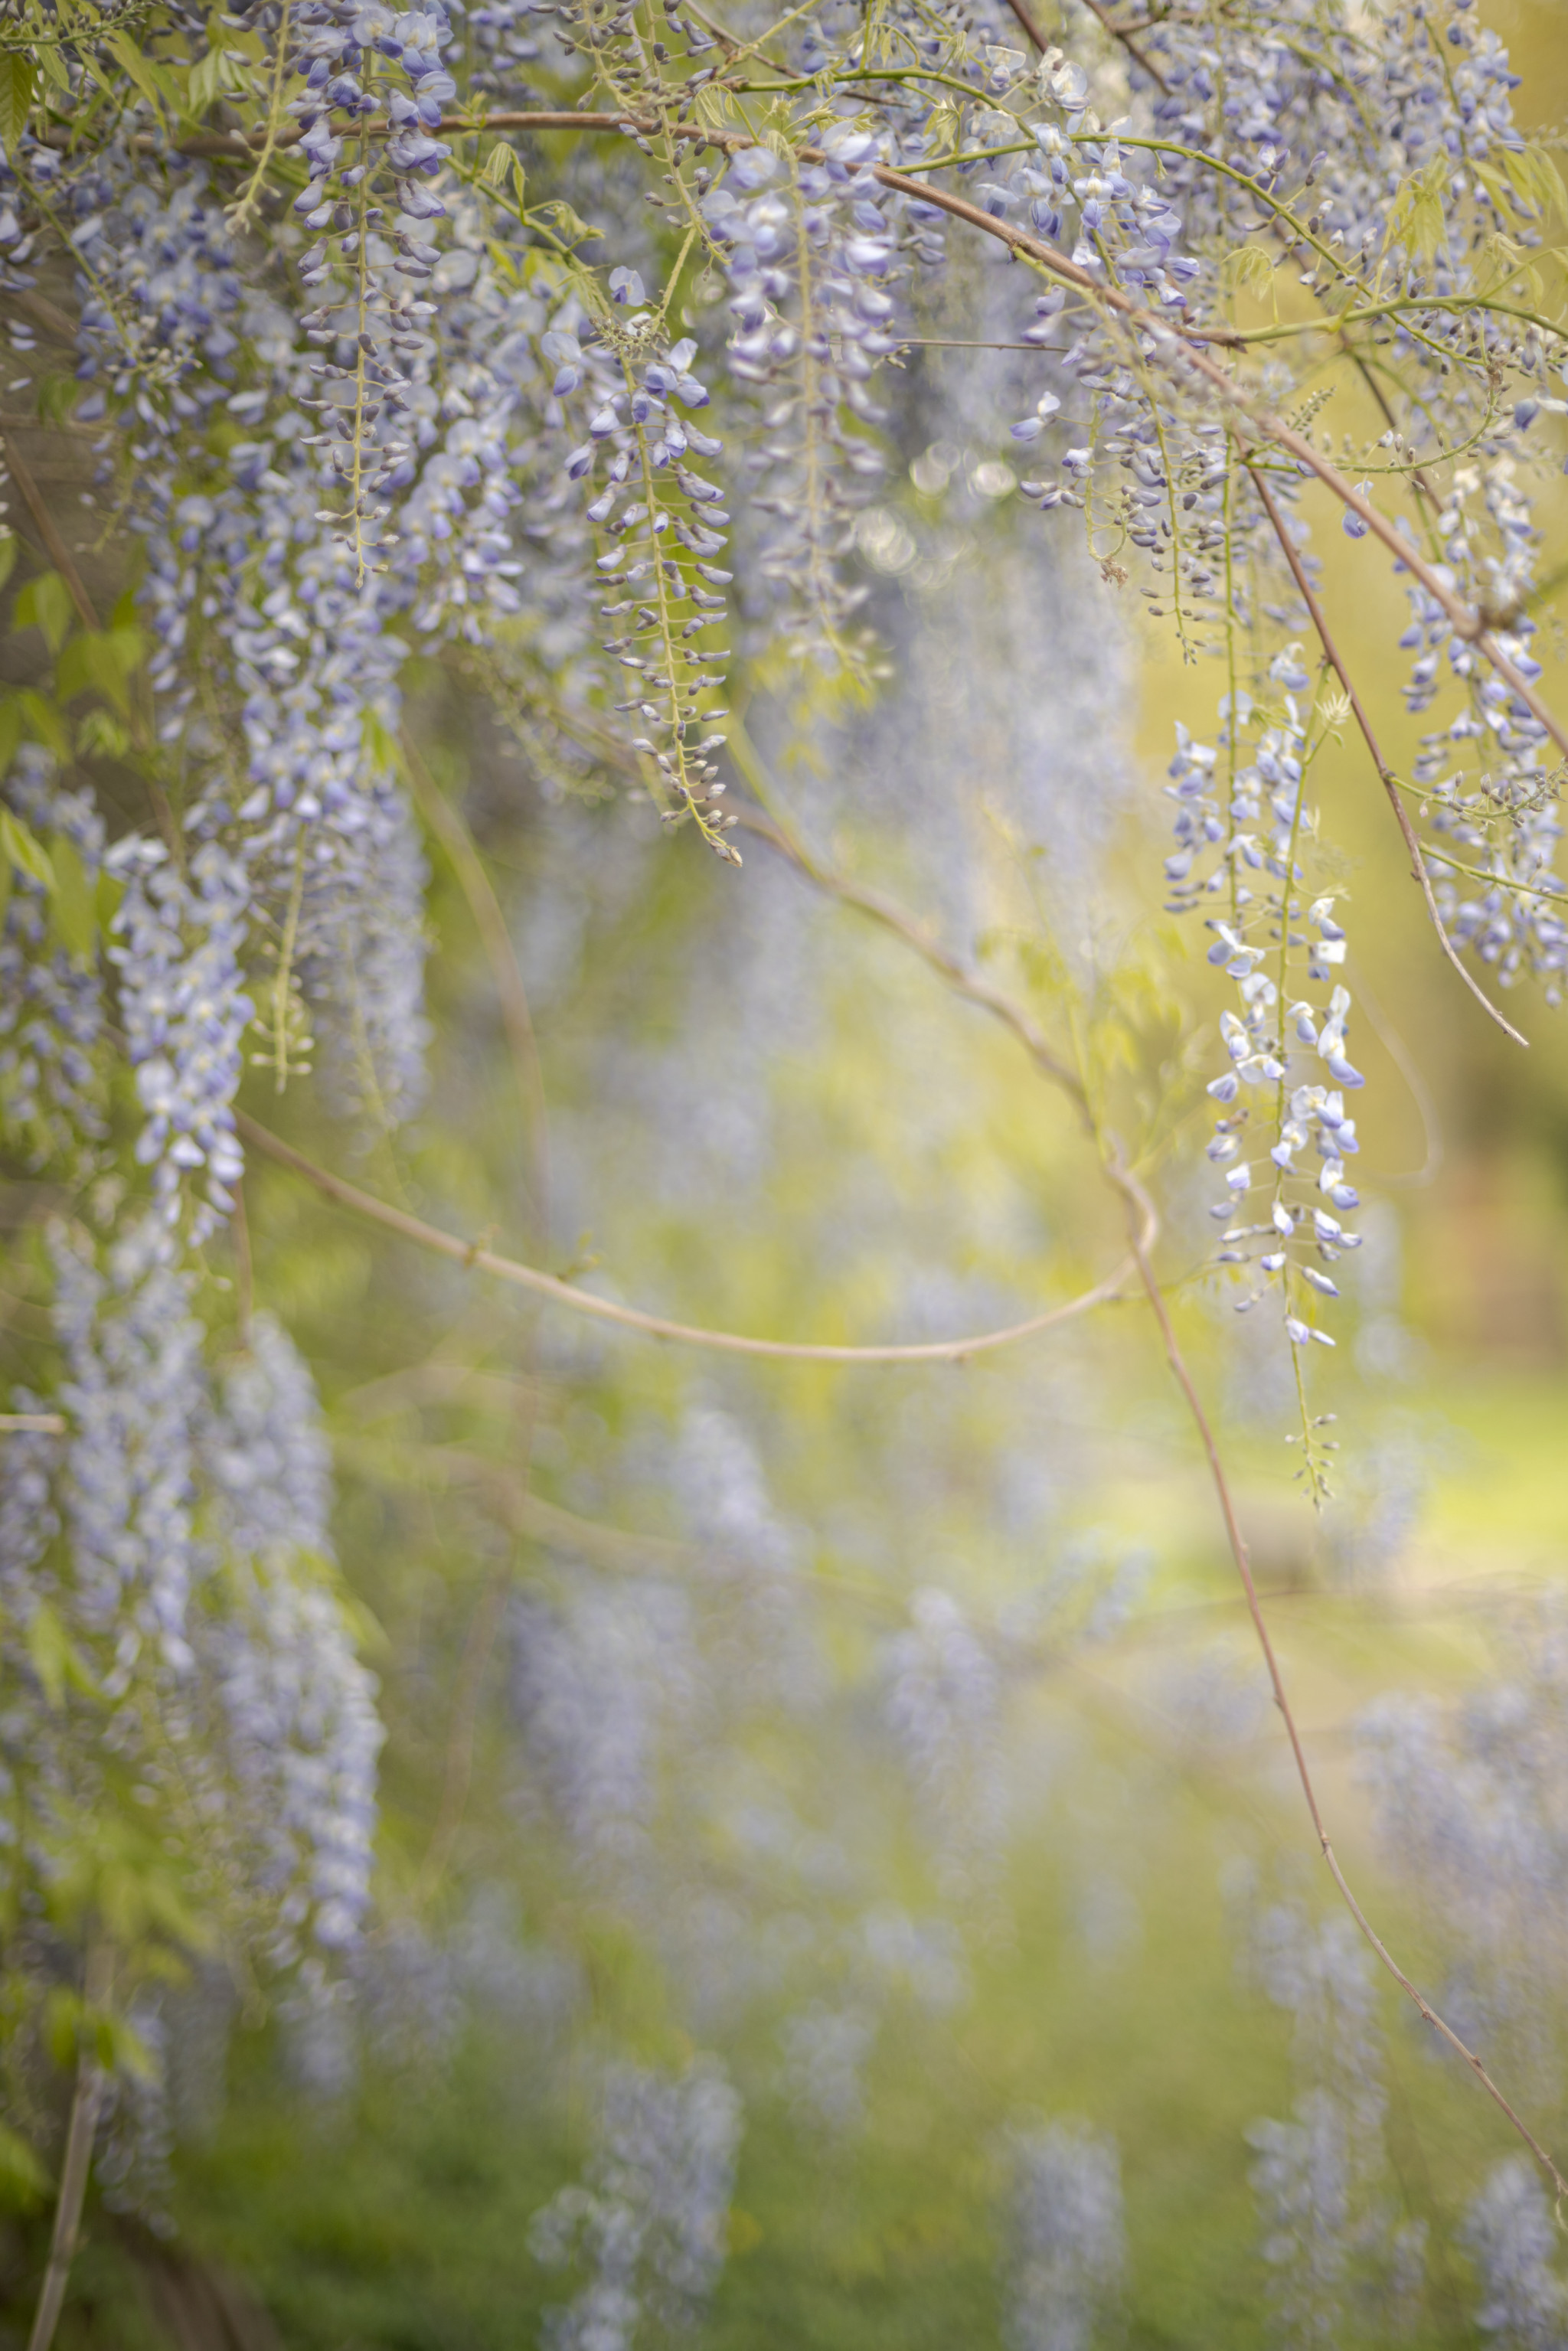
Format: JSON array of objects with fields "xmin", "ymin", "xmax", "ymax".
[{"xmin": 7, "ymin": 2, "xmax": 1568, "ymax": 2345}]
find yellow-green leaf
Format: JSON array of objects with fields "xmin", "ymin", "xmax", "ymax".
[
  {"xmin": 102, "ymin": 2012, "xmax": 159, "ymax": 2082},
  {"xmin": 57, "ymin": 625, "xmax": 142, "ymax": 716},
  {"xmin": 530, "ymin": 198, "xmax": 596, "ymax": 247},
  {"xmin": 37, "ymin": 372, "xmax": 81, "ymax": 428},
  {"xmin": 15, "ymin": 571, "xmax": 74, "ymax": 657},
  {"xmin": 188, "ymin": 39, "xmax": 229, "ymax": 109},
  {"xmin": 362, "ymin": 707, "xmax": 399, "ymax": 774},
  {"xmin": 485, "ymin": 237, "xmax": 524, "ymax": 287},
  {"xmin": 0, "ymin": 2121, "xmax": 49, "ymax": 2209},
  {"xmin": 18, "ymin": 689, "xmax": 71, "ymax": 760},
  {"xmin": 27, "ymin": 1598, "xmax": 81, "ymax": 1708},
  {"xmin": 1222, "ymin": 243, "xmax": 1276, "ymax": 299},
  {"xmin": 0, "ymin": 806, "xmax": 56, "ymax": 893},
  {"xmin": 0, "ymin": 693, "xmax": 22, "ymax": 777},
  {"xmin": 76, "ymin": 708, "xmax": 132, "ymax": 760},
  {"xmin": 34, "ymin": 41, "xmax": 71, "ymax": 94},
  {"xmin": 0, "ymin": 51, "xmax": 34, "ymax": 152},
  {"xmin": 692, "ymin": 81, "xmax": 738, "ymax": 129},
  {"xmin": 49, "ymin": 832, "xmax": 95, "ymax": 962},
  {"xmin": 104, "ymin": 31, "xmax": 166, "ymax": 116},
  {"xmin": 42, "ymin": 1987, "xmax": 82, "ymax": 2069},
  {"xmin": 0, "ymin": 532, "xmax": 18, "ymax": 596}
]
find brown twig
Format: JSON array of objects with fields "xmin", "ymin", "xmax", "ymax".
[
  {"xmin": 1071, "ymin": 0, "xmax": 1171, "ymax": 94},
  {"xmin": 0, "ymin": 1412, "xmax": 65, "ymax": 1434},
  {"xmin": 0, "ymin": 429, "xmax": 100, "ymax": 632},
  {"xmin": 1000, "ymin": 0, "xmax": 1047, "ymax": 50},
  {"xmin": 1105, "ymin": 1154, "xmax": 1568, "ymax": 2203},
  {"xmin": 0, "ymin": 414, "xmax": 106, "ymax": 436},
  {"xmin": 1247, "ymin": 462, "xmax": 1528, "ymax": 1049},
  {"xmin": 27, "ymin": 1945, "xmax": 111, "ymax": 2351}
]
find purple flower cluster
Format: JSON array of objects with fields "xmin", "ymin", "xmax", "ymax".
[
  {"xmin": 509, "ymin": 1578, "xmax": 697, "ymax": 1875},
  {"xmin": 1359, "ymin": 1607, "xmax": 1568, "ymax": 2088},
  {"xmin": 283, "ymin": 0, "xmax": 456, "ymax": 580},
  {"xmin": 0, "ymin": 749, "xmax": 110, "ymax": 1175},
  {"xmin": 52, "ymin": 1213, "xmax": 204, "ymax": 1663},
  {"xmin": 201, "ymin": 1315, "xmax": 382, "ymax": 1959},
  {"xmin": 530, "ymin": 2056, "xmax": 743, "ymax": 2351},
  {"xmin": 1465, "ymin": 2160, "xmax": 1568, "ymax": 2351},
  {"xmin": 883, "ymin": 1587, "xmax": 1007, "ymax": 1895},
  {"xmin": 113, "ymin": 845, "xmax": 253, "ymax": 1243},
  {"xmin": 703, "ymin": 130, "xmax": 907, "ymax": 666},
  {"xmin": 544, "ymin": 286, "xmax": 737, "ymax": 856},
  {"xmin": 1000, "ymin": 2117, "xmax": 1127, "ymax": 2351},
  {"xmin": 1162, "ymin": 694, "xmax": 1367, "ymax": 1409}
]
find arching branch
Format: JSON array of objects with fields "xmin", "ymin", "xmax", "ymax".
[{"xmin": 234, "ymin": 1110, "xmax": 1138, "ymax": 1364}]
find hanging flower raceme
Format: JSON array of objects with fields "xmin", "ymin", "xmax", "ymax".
[
  {"xmin": 544, "ymin": 284, "xmax": 739, "ymax": 855},
  {"xmin": 1163, "ymin": 687, "xmax": 1367, "ymax": 1468}
]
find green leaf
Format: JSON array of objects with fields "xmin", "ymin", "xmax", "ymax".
[
  {"xmin": 95, "ymin": 866, "xmax": 124, "ymax": 932},
  {"xmin": 0, "ymin": 694, "xmax": 23, "ymax": 779},
  {"xmin": 188, "ymin": 38, "xmax": 229, "ymax": 110},
  {"xmin": 15, "ymin": 570, "xmax": 74, "ymax": 657},
  {"xmin": 0, "ymin": 806, "xmax": 57, "ymax": 893},
  {"xmin": 1387, "ymin": 153, "xmax": 1449, "ymax": 257},
  {"xmin": 0, "ymin": 51, "xmax": 34, "ymax": 152},
  {"xmin": 362, "ymin": 707, "xmax": 400, "ymax": 775},
  {"xmin": 186, "ymin": 21, "xmax": 257, "ymax": 112},
  {"xmin": 37, "ymin": 372, "xmax": 81, "ymax": 428},
  {"xmin": 55, "ymin": 635, "xmax": 95, "ymax": 705},
  {"xmin": 58, "ymin": 625, "xmax": 143, "ymax": 716},
  {"xmin": 485, "ymin": 237, "xmax": 525, "ymax": 287},
  {"xmin": 49, "ymin": 832, "xmax": 95, "ymax": 963},
  {"xmin": 692, "ymin": 80, "xmax": 738, "ymax": 129},
  {"xmin": 26, "ymin": 1598, "xmax": 92, "ymax": 1708},
  {"xmin": 1503, "ymin": 142, "xmax": 1566, "ymax": 223},
  {"xmin": 101, "ymin": 2011, "xmax": 158, "ymax": 2082},
  {"xmin": 104, "ymin": 30, "xmax": 166, "ymax": 116},
  {"xmin": 76, "ymin": 707, "xmax": 132, "ymax": 760},
  {"xmin": 0, "ymin": 532, "xmax": 18, "ymax": 596},
  {"xmin": 0, "ymin": 2121, "xmax": 49, "ymax": 2210},
  {"xmin": 34, "ymin": 41, "xmax": 71, "ymax": 94},
  {"xmin": 530, "ymin": 198, "xmax": 596, "ymax": 247},
  {"xmin": 18, "ymin": 688, "xmax": 72, "ymax": 760},
  {"xmin": 42, "ymin": 1987, "xmax": 81, "ymax": 2069},
  {"xmin": 1221, "ymin": 243, "xmax": 1276, "ymax": 303}
]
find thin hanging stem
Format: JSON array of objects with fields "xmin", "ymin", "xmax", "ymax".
[
  {"xmin": 27, "ymin": 1946, "xmax": 111, "ymax": 2351},
  {"xmin": 724, "ymin": 740, "xmax": 1568, "ymax": 2206},
  {"xmin": 1247, "ymin": 462, "xmax": 1528, "ymax": 1049},
  {"xmin": 1104, "ymin": 1153, "xmax": 1568, "ymax": 2203}
]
